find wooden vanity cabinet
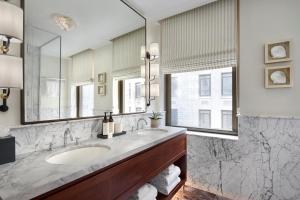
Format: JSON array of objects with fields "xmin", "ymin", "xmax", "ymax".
[{"xmin": 34, "ymin": 134, "xmax": 187, "ymax": 200}]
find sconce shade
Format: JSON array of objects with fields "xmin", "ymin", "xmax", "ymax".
[
  {"xmin": 150, "ymin": 43, "xmax": 159, "ymax": 58},
  {"xmin": 0, "ymin": 55, "xmax": 23, "ymax": 88},
  {"xmin": 150, "ymin": 64, "xmax": 159, "ymax": 77},
  {"xmin": 150, "ymin": 83, "xmax": 159, "ymax": 97},
  {"xmin": 140, "ymin": 45, "xmax": 146, "ymax": 60},
  {"xmin": 0, "ymin": 1, "xmax": 23, "ymax": 43}
]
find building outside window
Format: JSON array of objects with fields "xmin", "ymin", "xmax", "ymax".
[
  {"xmin": 199, "ymin": 110, "xmax": 211, "ymax": 128},
  {"xmin": 199, "ymin": 74, "xmax": 211, "ymax": 96},
  {"xmin": 222, "ymin": 72, "xmax": 232, "ymax": 96},
  {"xmin": 167, "ymin": 67, "xmax": 235, "ymax": 133},
  {"xmin": 222, "ymin": 110, "xmax": 232, "ymax": 130}
]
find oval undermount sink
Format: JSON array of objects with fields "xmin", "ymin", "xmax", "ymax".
[
  {"xmin": 46, "ymin": 145, "xmax": 111, "ymax": 165},
  {"xmin": 137, "ymin": 128, "xmax": 168, "ymax": 135}
]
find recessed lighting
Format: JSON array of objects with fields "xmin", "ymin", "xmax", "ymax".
[{"xmin": 51, "ymin": 13, "xmax": 77, "ymax": 31}]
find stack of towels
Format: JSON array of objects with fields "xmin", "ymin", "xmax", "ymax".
[
  {"xmin": 150, "ymin": 164, "xmax": 181, "ymax": 195},
  {"xmin": 128, "ymin": 183, "xmax": 158, "ymax": 200}
]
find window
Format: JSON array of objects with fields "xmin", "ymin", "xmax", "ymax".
[
  {"xmin": 222, "ymin": 110, "xmax": 232, "ymax": 130},
  {"xmin": 199, "ymin": 74, "xmax": 211, "ymax": 96},
  {"xmin": 166, "ymin": 67, "xmax": 237, "ymax": 134},
  {"xmin": 135, "ymin": 83, "xmax": 141, "ymax": 98},
  {"xmin": 80, "ymin": 84, "xmax": 94, "ymax": 117},
  {"xmin": 199, "ymin": 110, "xmax": 211, "ymax": 129},
  {"xmin": 163, "ymin": 0, "xmax": 238, "ymax": 135},
  {"xmin": 123, "ymin": 78, "xmax": 145, "ymax": 113},
  {"xmin": 171, "ymin": 77, "xmax": 178, "ymax": 97},
  {"xmin": 222, "ymin": 73, "xmax": 232, "ymax": 96}
]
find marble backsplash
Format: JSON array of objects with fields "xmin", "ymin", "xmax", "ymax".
[
  {"xmin": 187, "ymin": 116, "xmax": 300, "ymax": 200},
  {"xmin": 9, "ymin": 113, "xmax": 162, "ymax": 155}
]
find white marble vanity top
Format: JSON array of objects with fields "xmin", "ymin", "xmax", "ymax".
[{"xmin": 0, "ymin": 126, "xmax": 186, "ymax": 200}]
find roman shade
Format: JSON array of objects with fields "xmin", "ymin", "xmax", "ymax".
[
  {"xmin": 112, "ymin": 28, "xmax": 145, "ymax": 79},
  {"xmin": 160, "ymin": 0, "xmax": 237, "ymax": 74},
  {"xmin": 72, "ymin": 49, "xmax": 94, "ymax": 84}
]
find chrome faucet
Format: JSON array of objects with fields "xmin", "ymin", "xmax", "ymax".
[
  {"xmin": 48, "ymin": 135, "xmax": 56, "ymax": 151},
  {"xmin": 137, "ymin": 118, "xmax": 148, "ymax": 130},
  {"xmin": 64, "ymin": 128, "xmax": 74, "ymax": 147}
]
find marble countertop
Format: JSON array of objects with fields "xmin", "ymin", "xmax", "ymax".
[{"xmin": 0, "ymin": 126, "xmax": 186, "ymax": 200}]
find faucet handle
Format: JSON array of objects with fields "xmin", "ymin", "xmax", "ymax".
[{"xmin": 75, "ymin": 137, "xmax": 80, "ymax": 145}]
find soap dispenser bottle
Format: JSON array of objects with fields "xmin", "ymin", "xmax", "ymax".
[
  {"xmin": 108, "ymin": 112, "xmax": 114, "ymax": 137},
  {"xmin": 102, "ymin": 112, "xmax": 109, "ymax": 135}
]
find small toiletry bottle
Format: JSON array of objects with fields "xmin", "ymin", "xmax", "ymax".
[
  {"xmin": 102, "ymin": 112, "xmax": 109, "ymax": 135},
  {"xmin": 108, "ymin": 112, "xmax": 114, "ymax": 135}
]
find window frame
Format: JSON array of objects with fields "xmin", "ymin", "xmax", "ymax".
[
  {"xmin": 221, "ymin": 72, "xmax": 233, "ymax": 96},
  {"xmin": 198, "ymin": 74, "xmax": 211, "ymax": 97},
  {"xmin": 165, "ymin": 68, "xmax": 238, "ymax": 136}
]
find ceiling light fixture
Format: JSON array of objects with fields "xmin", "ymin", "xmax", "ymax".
[{"xmin": 52, "ymin": 13, "xmax": 77, "ymax": 32}]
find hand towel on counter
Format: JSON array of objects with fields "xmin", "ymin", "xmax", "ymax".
[
  {"xmin": 155, "ymin": 177, "xmax": 181, "ymax": 195},
  {"xmin": 0, "ymin": 126, "xmax": 10, "ymax": 138},
  {"xmin": 128, "ymin": 183, "xmax": 158, "ymax": 200},
  {"xmin": 150, "ymin": 166, "xmax": 181, "ymax": 187}
]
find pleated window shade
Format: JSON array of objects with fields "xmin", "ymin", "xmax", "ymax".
[
  {"xmin": 160, "ymin": 0, "xmax": 237, "ymax": 74},
  {"xmin": 72, "ymin": 49, "xmax": 94, "ymax": 84},
  {"xmin": 112, "ymin": 28, "xmax": 145, "ymax": 79}
]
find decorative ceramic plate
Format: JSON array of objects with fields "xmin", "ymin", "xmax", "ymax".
[
  {"xmin": 270, "ymin": 45, "xmax": 287, "ymax": 58},
  {"xmin": 270, "ymin": 70, "xmax": 286, "ymax": 84}
]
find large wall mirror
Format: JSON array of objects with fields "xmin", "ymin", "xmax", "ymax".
[{"xmin": 22, "ymin": 0, "xmax": 146, "ymax": 123}]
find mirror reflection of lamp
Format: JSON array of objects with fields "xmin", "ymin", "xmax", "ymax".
[
  {"xmin": 0, "ymin": 0, "xmax": 23, "ymax": 112},
  {"xmin": 140, "ymin": 43, "xmax": 160, "ymax": 107}
]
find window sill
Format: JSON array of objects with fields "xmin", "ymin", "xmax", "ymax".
[{"xmin": 187, "ymin": 131, "xmax": 238, "ymax": 140}]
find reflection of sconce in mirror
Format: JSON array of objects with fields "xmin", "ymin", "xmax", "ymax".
[
  {"xmin": 140, "ymin": 43, "xmax": 160, "ymax": 106},
  {"xmin": 0, "ymin": 0, "xmax": 24, "ymax": 112}
]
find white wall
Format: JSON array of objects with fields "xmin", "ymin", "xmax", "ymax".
[
  {"xmin": 239, "ymin": 0, "xmax": 300, "ymax": 117},
  {"xmin": 93, "ymin": 44, "xmax": 113, "ymax": 114}
]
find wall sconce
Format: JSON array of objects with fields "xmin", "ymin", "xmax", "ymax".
[
  {"xmin": 0, "ymin": 0, "xmax": 24, "ymax": 112},
  {"xmin": 140, "ymin": 43, "xmax": 160, "ymax": 107}
]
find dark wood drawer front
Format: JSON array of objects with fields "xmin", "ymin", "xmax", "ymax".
[{"xmin": 39, "ymin": 134, "xmax": 186, "ymax": 200}]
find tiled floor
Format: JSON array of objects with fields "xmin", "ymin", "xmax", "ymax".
[{"xmin": 173, "ymin": 185, "xmax": 231, "ymax": 200}]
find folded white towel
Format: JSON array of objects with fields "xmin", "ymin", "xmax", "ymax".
[
  {"xmin": 160, "ymin": 164, "xmax": 175, "ymax": 176},
  {"xmin": 155, "ymin": 177, "xmax": 181, "ymax": 195},
  {"xmin": 128, "ymin": 183, "xmax": 157, "ymax": 200},
  {"xmin": 150, "ymin": 166, "xmax": 181, "ymax": 187}
]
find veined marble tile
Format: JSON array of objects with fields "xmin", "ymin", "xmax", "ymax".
[
  {"xmin": 9, "ymin": 112, "xmax": 165, "ymax": 155},
  {"xmin": 187, "ymin": 116, "xmax": 300, "ymax": 200}
]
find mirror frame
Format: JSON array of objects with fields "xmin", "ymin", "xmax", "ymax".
[{"xmin": 20, "ymin": 0, "xmax": 147, "ymax": 124}]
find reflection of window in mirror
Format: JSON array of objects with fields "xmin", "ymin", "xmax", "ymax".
[
  {"xmin": 70, "ymin": 84, "xmax": 94, "ymax": 118},
  {"xmin": 80, "ymin": 84, "xmax": 94, "ymax": 117},
  {"xmin": 135, "ymin": 83, "xmax": 141, "ymax": 99},
  {"xmin": 113, "ymin": 78, "xmax": 145, "ymax": 114}
]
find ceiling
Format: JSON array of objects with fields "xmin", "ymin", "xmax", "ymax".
[
  {"xmin": 25, "ymin": 0, "xmax": 145, "ymax": 57},
  {"xmin": 126, "ymin": 0, "xmax": 217, "ymax": 21}
]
